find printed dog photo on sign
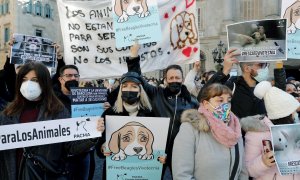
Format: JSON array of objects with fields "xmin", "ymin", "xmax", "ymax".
[
  {"xmin": 283, "ymin": 0, "xmax": 300, "ymax": 34},
  {"xmin": 170, "ymin": 11, "xmax": 198, "ymax": 50},
  {"xmin": 114, "ymin": 0, "xmax": 150, "ymax": 23},
  {"xmin": 108, "ymin": 121, "xmax": 154, "ymax": 161}
]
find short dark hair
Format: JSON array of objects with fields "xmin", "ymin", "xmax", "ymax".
[
  {"xmin": 59, "ymin": 65, "xmax": 79, "ymax": 76},
  {"xmin": 165, "ymin": 65, "xmax": 183, "ymax": 78},
  {"xmin": 199, "ymin": 83, "xmax": 232, "ymax": 103},
  {"xmin": 271, "ymin": 114, "xmax": 294, "ymax": 125}
]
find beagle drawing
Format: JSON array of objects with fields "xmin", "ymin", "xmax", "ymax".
[
  {"xmin": 170, "ymin": 11, "xmax": 198, "ymax": 50},
  {"xmin": 114, "ymin": 0, "xmax": 150, "ymax": 23},
  {"xmin": 108, "ymin": 121, "xmax": 154, "ymax": 161},
  {"xmin": 283, "ymin": 0, "xmax": 300, "ymax": 34}
]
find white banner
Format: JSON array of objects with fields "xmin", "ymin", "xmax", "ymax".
[
  {"xmin": 57, "ymin": 0, "xmax": 199, "ymax": 79},
  {"xmin": 0, "ymin": 116, "xmax": 101, "ymax": 151}
]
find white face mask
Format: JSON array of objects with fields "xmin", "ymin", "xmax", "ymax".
[
  {"xmin": 20, "ymin": 81, "xmax": 42, "ymax": 101},
  {"xmin": 253, "ymin": 67, "xmax": 269, "ymax": 82}
]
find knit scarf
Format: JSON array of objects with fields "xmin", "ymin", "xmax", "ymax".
[{"xmin": 198, "ymin": 105, "xmax": 241, "ymax": 148}]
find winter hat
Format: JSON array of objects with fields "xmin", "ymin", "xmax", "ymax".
[{"xmin": 254, "ymin": 81, "xmax": 300, "ymax": 119}]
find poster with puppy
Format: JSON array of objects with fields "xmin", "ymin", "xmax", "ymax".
[
  {"xmin": 226, "ymin": 19, "xmax": 287, "ymax": 62},
  {"xmin": 10, "ymin": 34, "xmax": 56, "ymax": 69},
  {"xmin": 282, "ymin": 0, "xmax": 300, "ymax": 59},
  {"xmin": 271, "ymin": 123, "xmax": 300, "ymax": 175},
  {"xmin": 112, "ymin": 0, "xmax": 161, "ymax": 48},
  {"xmin": 105, "ymin": 116, "xmax": 169, "ymax": 180}
]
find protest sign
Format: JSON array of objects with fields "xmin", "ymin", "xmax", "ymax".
[
  {"xmin": 281, "ymin": 0, "xmax": 300, "ymax": 59},
  {"xmin": 271, "ymin": 123, "xmax": 300, "ymax": 175},
  {"xmin": 105, "ymin": 116, "xmax": 170, "ymax": 180},
  {"xmin": 10, "ymin": 34, "xmax": 56, "ymax": 68},
  {"xmin": 0, "ymin": 116, "xmax": 101, "ymax": 151},
  {"xmin": 227, "ymin": 19, "xmax": 287, "ymax": 62},
  {"xmin": 57, "ymin": 0, "xmax": 199, "ymax": 79},
  {"xmin": 71, "ymin": 87, "xmax": 107, "ymax": 118},
  {"xmin": 112, "ymin": 0, "xmax": 161, "ymax": 48}
]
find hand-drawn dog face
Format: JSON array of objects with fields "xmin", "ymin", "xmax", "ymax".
[
  {"xmin": 283, "ymin": 1, "xmax": 300, "ymax": 34},
  {"xmin": 170, "ymin": 11, "xmax": 198, "ymax": 50},
  {"xmin": 114, "ymin": 0, "xmax": 150, "ymax": 23},
  {"xmin": 109, "ymin": 121, "xmax": 154, "ymax": 161}
]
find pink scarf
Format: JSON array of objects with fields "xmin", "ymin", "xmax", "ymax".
[{"xmin": 198, "ymin": 105, "xmax": 241, "ymax": 148}]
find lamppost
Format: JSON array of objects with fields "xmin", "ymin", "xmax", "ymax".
[{"xmin": 212, "ymin": 41, "xmax": 227, "ymax": 71}]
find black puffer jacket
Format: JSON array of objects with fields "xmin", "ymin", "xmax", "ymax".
[
  {"xmin": 0, "ymin": 105, "xmax": 97, "ymax": 180},
  {"xmin": 200, "ymin": 68, "xmax": 286, "ymax": 119},
  {"xmin": 126, "ymin": 57, "xmax": 199, "ymax": 158}
]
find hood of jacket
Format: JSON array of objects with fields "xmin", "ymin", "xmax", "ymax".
[
  {"xmin": 180, "ymin": 109, "xmax": 210, "ymax": 132},
  {"xmin": 240, "ymin": 114, "xmax": 270, "ymax": 132}
]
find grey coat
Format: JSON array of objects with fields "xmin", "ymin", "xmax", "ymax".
[
  {"xmin": 0, "ymin": 105, "xmax": 97, "ymax": 180},
  {"xmin": 172, "ymin": 109, "xmax": 248, "ymax": 180}
]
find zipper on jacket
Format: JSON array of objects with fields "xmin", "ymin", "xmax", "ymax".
[
  {"xmin": 229, "ymin": 148, "xmax": 232, "ymax": 179},
  {"xmin": 166, "ymin": 95, "xmax": 178, "ymax": 152}
]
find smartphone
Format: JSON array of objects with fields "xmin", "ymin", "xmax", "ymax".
[{"xmin": 262, "ymin": 140, "xmax": 273, "ymax": 154}]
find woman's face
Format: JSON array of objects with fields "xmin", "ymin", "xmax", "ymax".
[
  {"xmin": 121, "ymin": 81, "xmax": 140, "ymax": 92},
  {"xmin": 203, "ymin": 93, "xmax": 231, "ymax": 112},
  {"xmin": 23, "ymin": 70, "xmax": 39, "ymax": 83}
]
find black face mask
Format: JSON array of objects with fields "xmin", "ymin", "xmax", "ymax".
[
  {"xmin": 167, "ymin": 82, "xmax": 182, "ymax": 94},
  {"xmin": 65, "ymin": 80, "xmax": 79, "ymax": 91},
  {"xmin": 291, "ymin": 92, "xmax": 299, "ymax": 98},
  {"xmin": 121, "ymin": 91, "xmax": 139, "ymax": 105}
]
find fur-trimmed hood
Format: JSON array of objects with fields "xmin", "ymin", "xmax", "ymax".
[
  {"xmin": 240, "ymin": 115, "xmax": 270, "ymax": 132},
  {"xmin": 181, "ymin": 109, "xmax": 210, "ymax": 132}
]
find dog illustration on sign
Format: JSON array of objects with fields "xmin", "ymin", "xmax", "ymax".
[
  {"xmin": 170, "ymin": 11, "xmax": 198, "ymax": 50},
  {"xmin": 283, "ymin": 0, "xmax": 300, "ymax": 34},
  {"xmin": 76, "ymin": 118, "xmax": 90, "ymax": 131},
  {"xmin": 114, "ymin": 0, "xmax": 150, "ymax": 23},
  {"xmin": 108, "ymin": 121, "xmax": 154, "ymax": 161}
]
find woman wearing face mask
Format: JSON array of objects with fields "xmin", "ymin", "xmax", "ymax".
[
  {"xmin": 0, "ymin": 62, "xmax": 104, "ymax": 180},
  {"xmin": 241, "ymin": 81, "xmax": 300, "ymax": 180},
  {"xmin": 172, "ymin": 83, "xmax": 248, "ymax": 180},
  {"xmin": 96, "ymin": 71, "xmax": 166, "ymax": 179}
]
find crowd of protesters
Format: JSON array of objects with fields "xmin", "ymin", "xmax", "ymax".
[{"xmin": 0, "ymin": 38, "xmax": 300, "ymax": 180}]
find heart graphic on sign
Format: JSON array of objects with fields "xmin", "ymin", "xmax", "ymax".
[
  {"xmin": 172, "ymin": 6, "xmax": 176, "ymax": 12},
  {"xmin": 164, "ymin": 13, "xmax": 169, "ymax": 19},
  {"xmin": 185, "ymin": 0, "xmax": 195, "ymax": 8},
  {"xmin": 193, "ymin": 47, "xmax": 198, "ymax": 53},
  {"xmin": 182, "ymin": 47, "xmax": 192, "ymax": 57}
]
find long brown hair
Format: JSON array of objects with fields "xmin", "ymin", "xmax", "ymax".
[
  {"xmin": 3, "ymin": 62, "xmax": 64, "ymax": 117},
  {"xmin": 199, "ymin": 83, "xmax": 232, "ymax": 103}
]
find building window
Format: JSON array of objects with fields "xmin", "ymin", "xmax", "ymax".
[
  {"xmin": 0, "ymin": 4, "xmax": 2, "ymax": 15},
  {"xmin": 35, "ymin": 29, "xmax": 42, "ymax": 37},
  {"xmin": 236, "ymin": 0, "xmax": 262, "ymax": 20},
  {"xmin": 198, "ymin": 8, "xmax": 205, "ymax": 30},
  {"xmin": 4, "ymin": 27, "xmax": 10, "ymax": 43},
  {"xmin": 2, "ymin": 0, "xmax": 8, "ymax": 14},
  {"xmin": 35, "ymin": 1, "xmax": 42, "ymax": 16},
  {"xmin": 44, "ymin": 4, "xmax": 51, "ymax": 18},
  {"xmin": 25, "ymin": 0, "xmax": 32, "ymax": 14}
]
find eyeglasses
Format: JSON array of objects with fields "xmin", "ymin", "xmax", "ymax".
[{"xmin": 62, "ymin": 74, "xmax": 80, "ymax": 78}]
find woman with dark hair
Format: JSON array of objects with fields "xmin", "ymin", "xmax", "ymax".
[
  {"xmin": 172, "ymin": 83, "xmax": 247, "ymax": 179},
  {"xmin": 241, "ymin": 81, "xmax": 300, "ymax": 179},
  {"xmin": 0, "ymin": 62, "xmax": 104, "ymax": 180}
]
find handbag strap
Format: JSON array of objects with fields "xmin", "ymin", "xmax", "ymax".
[{"xmin": 230, "ymin": 143, "xmax": 239, "ymax": 180}]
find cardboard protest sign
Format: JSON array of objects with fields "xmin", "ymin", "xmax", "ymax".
[
  {"xmin": 281, "ymin": 0, "xmax": 300, "ymax": 59},
  {"xmin": 271, "ymin": 124, "xmax": 300, "ymax": 175},
  {"xmin": 0, "ymin": 116, "xmax": 101, "ymax": 151},
  {"xmin": 10, "ymin": 34, "xmax": 56, "ymax": 68},
  {"xmin": 71, "ymin": 87, "xmax": 107, "ymax": 118},
  {"xmin": 57, "ymin": 0, "xmax": 199, "ymax": 79},
  {"xmin": 227, "ymin": 19, "xmax": 287, "ymax": 62},
  {"xmin": 112, "ymin": 0, "xmax": 161, "ymax": 48},
  {"xmin": 105, "ymin": 116, "xmax": 169, "ymax": 180}
]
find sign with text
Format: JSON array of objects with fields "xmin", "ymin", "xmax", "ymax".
[
  {"xmin": 281, "ymin": 0, "xmax": 300, "ymax": 59},
  {"xmin": 112, "ymin": 0, "xmax": 161, "ymax": 48},
  {"xmin": 71, "ymin": 87, "xmax": 107, "ymax": 118},
  {"xmin": 10, "ymin": 34, "xmax": 56, "ymax": 68},
  {"xmin": 227, "ymin": 19, "xmax": 287, "ymax": 62},
  {"xmin": 105, "ymin": 116, "xmax": 170, "ymax": 180},
  {"xmin": 271, "ymin": 123, "xmax": 300, "ymax": 175},
  {"xmin": 57, "ymin": 0, "xmax": 199, "ymax": 79},
  {"xmin": 0, "ymin": 117, "xmax": 101, "ymax": 151}
]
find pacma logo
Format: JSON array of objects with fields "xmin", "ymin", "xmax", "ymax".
[{"xmin": 74, "ymin": 118, "xmax": 91, "ymax": 138}]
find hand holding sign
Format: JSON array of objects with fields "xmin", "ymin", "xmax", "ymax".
[
  {"xmin": 222, "ymin": 48, "xmax": 240, "ymax": 76},
  {"xmin": 97, "ymin": 117, "xmax": 105, "ymax": 132},
  {"xmin": 130, "ymin": 42, "xmax": 140, "ymax": 58},
  {"xmin": 262, "ymin": 151, "xmax": 276, "ymax": 167}
]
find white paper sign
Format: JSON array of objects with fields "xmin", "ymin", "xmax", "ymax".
[{"xmin": 0, "ymin": 116, "xmax": 101, "ymax": 151}]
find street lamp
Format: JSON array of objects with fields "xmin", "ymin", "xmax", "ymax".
[{"xmin": 212, "ymin": 41, "xmax": 227, "ymax": 71}]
